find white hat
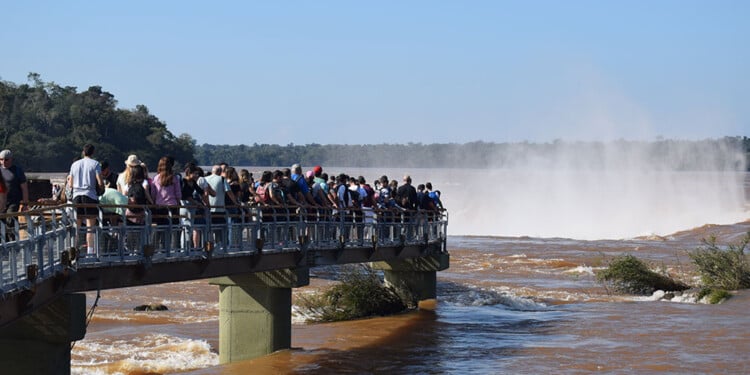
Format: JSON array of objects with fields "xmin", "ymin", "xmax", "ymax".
[{"xmin": 125, "ymin": 154, "xmax": 141, "ymax": 167}]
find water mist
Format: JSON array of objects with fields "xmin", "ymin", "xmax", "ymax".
[{"xmin": 436, "ymin": 140, "xmax": 748, "ymax": 239}]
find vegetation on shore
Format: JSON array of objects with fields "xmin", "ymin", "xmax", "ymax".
[
  {"xmin": 2, "ymin": 74, "xmax": 749, "ymax": 171},
  {"xmin": 596, "ymin": 233, "xmax": 750, "ymax": 304},
  {"xmin": 596, "ymin": 254, "xmax": 689, "ymax": 295},
  {"xmin": 296, "ymin": 265, "xmax": 412, "ymax": 323}
]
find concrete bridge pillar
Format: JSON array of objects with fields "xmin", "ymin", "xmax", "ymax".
[
  {"xmin": 0, "ymin": 293, "xmax": 87, "ymax": 375},
  {"xmin": 210, "ymin": 267, "xmax": 309, "ymax": 363},
  {"xmin": 371, "ymin": 253, "xmax": 450, "ymax": 308}
]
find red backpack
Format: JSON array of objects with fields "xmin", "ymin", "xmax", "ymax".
[{"xmin": 255, "ymin": 183, "xmax": 268, "ymax": 203}]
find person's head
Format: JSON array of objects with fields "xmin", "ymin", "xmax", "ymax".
[
  {"xmin": 0, "ymin": 149, "xmax": 13, "ymax": 168},
  {"xmin": 82, "ymin": 143, "xmax": 95, "ymax": 157},
  {"xmin": 402, "ymin": 175, "xmax": 412, "ymax": 185},
  {"xmin": 212, "ymin": 164, "xmax": 223, "ymax": 176},
  {"xmin": 291, "ymin": 164, "xmax": 302, "ymax": 175},
  {"xmin": 129, "ymin": 164, "xmax": 146, "ymax": 183},
  {"xmin": 282, "ymin": 168, "xmax": 291, "ymax": 178},
  {"xmin": 157, "ymin": 156, "xmax": 175, "ymax": 176},
  {"xmin": 184, "ymin": 163, "xmax": 200, "ymax": 180},
  {"xmin": 337, "ymin": 173, "xmax": 347, "ymax": 184},
  {"xmin": 240, "ymin": 169, "xmax": 251, "ymax": 183},
  {"xmin": 225, "ymin": 166, "xmax": 238, "ymax": 182},
  {"xmin": 389, "ymin": 179, "xmax": 398, "ymax": 189},
  {"xmin": 101, "ymin": 160, "xmax": 111, "ymax": 175},
  {"xmin": 124, "ymin": 154, "xmax": 141, "ymax": 173},
  {"xmin": 426, "ymin": 182, "xmax": 433, "ymax": 191},
  {"xmin": 358, "ymin": 176, "xmax": 366, "ymax": 185},
  {"xmin": 417, "ymin": 184, "xmax": 425, "ymax": 192},
  {"xmin": 380, "ymin": 175, "xmax": 389, "ymax": 185},
  {"xmin": 273, "ymin": 170, "xmax": 283, "ymax": 181},
  {"xmin": 261, "ymin": 170, "xmax": 273, "ymax": 184},
  {"xmin": 313, "ymin": 165, "xmax": 323, "ymax": 177},
  {"xmin": 321, "ymin": 172, "xmax": 328, "ymax": 182}
]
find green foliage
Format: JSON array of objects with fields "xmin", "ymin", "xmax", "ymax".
[
  {"xmin": 696, "ymin": 287, "xmax": 732, "ymax": 304},
  {"xmin": 688, "ymin": 234, "xmax": 750, "ymax": 290},
  {"xmin": 297, "ymin": 265, "xmax": 407, "ymax": 322},
  {"xmin": 596, "ymin": 254, "xmax": 689, "ymax": 295},
  {"xmin": 194, "ymin": 137, "xmax": 750, "ymax": 169},
  {"xmin": 0, "ymin": 74, "xmax": 196, "ymax": 171}
]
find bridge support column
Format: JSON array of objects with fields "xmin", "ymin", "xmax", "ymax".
[
  {"xmin": 371, "ymin": 253, "xmax": 450, "ymax": 309},
  {"xmin": 0, "ymin": 293, "xmax": 87, "ymax": 375},
  {"xmin": 210, "ymin": 267, "xmax": 309, "ymax": 363}
]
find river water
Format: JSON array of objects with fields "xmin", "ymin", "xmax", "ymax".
[{"xmin": 67, "ymin": 167, "xmax": 750, "ymax": 374}]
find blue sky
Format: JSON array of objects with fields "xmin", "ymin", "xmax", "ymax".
[{"xmin": 2, "ymin": 1, "xmax": 748, "ymax": 145}]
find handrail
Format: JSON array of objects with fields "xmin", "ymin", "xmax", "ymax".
[{"xmin": 1, "ymin": 202, "xmax": 447, "ymax": 296}]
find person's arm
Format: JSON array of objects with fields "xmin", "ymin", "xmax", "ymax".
[
  {"xmin": 0, "ymin": 193, "xmax": 7, "ymax": 213},
  {"xmin": 20, "ymin": 181, "xmax": 29, "ymax": 208}
]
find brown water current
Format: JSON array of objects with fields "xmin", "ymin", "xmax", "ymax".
[{"xmin": 69, "ymin": 219, "xmax": 750, "ymax": 374}]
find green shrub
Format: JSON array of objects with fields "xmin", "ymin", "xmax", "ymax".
[
  {"xmin": 688, "ymin": 233, "xmax": 750, "ymax": 290},
  {"xmin": 696, "ymin": 287, "xmax": 732, "ymax": 304},
  {"xmin": 596, "ymin": 254, "xmax": 689, "ymax": 295},
  {"xmin": 297, "ymin": 265, "xmax": 407, "ymax": 322}
]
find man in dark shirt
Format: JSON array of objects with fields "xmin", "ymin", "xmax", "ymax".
[
  {"xmin": 396, "ymin": 175, "xmax": 418, "ymax": 211},
  {"xmin": 0, "ymin": 149, "xmax": 29, "ymax": 213}
]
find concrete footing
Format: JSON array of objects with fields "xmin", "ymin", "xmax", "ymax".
[
  {"xmin": 210, "ymin": 268, "xmax": 309, "ymax": 363},
  {"xmin": 372, "ymin": 253, "xmax": 450, "ymax": 306},
  {"xmin": 0, "ymin": 293, "xmax": 87, "ymax": 375}
]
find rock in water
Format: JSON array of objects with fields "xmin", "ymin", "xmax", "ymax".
[{"xmin": 134, "ymin": 303, "xmax": 169, "ymax": 311}]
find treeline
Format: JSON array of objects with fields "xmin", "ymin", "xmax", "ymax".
[
  {"xmin": 196, "ymin": 137, "xmax": 750, "ymax": 171},
  {"xmin": 0, "ymin": 73, "xmax": 195, "ymax": 172},
  {"xmin": 1, "ymin": 74, "xmax": 748, "ymax": 171}
]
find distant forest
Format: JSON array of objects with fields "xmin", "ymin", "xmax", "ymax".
[{"xmin": 1, "ymin": 74, "xmax": 749, "ymax": 172}]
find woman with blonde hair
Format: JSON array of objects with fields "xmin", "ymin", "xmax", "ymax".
[{"xmin": 117, "ymin": 154, "xmax": 141, "ymax": 194}]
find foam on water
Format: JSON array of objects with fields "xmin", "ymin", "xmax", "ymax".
[
  {"xmin": 71, "ymin": 333, "xmax": 218, "ymax": 374},
  {"xmin": 442, "ymin": 286, "xmax": 548, "ymax": 311}
]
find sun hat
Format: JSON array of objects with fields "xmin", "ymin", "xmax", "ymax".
[{"xmin": 125, "ymin": 154, "xmax": 141, "ymax": 167}]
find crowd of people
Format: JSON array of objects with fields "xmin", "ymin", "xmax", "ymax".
[{"xmin": 1, "ymin": 144, "xmax": 445, "ymax": 254}]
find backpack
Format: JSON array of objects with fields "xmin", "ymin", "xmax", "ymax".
[
  {"xmin": 255, "ymin": 183, "xmax": 269, "ymax": 204},
  {"xmin": 128, "ymin": 181, "xmax": 148, "ymax": 213},
  {"xmin": 347, "ymin": 187, "xmax": 361, "ymax": 208}
]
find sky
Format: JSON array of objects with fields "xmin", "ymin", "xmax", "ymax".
[{"xmin": 1, "ymin": 1, "xmax": 748, "ymax": 146}]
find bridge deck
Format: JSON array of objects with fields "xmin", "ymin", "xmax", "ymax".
[{"xmin": 0, "ymin": 204, "xmax": 447, "ymax": 327}]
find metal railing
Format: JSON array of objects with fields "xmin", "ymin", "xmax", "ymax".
[{"xmin": 1, "ymin": 203, "xmax": 447, "ymax": 295}]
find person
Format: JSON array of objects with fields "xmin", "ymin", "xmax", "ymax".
[
  {"xmin": 396, "ymin": 175, "xmax": 418, "ymax": 211},
  {"xmin": 181, "ymin": 164, "xmax": 214, "ymax": 248},
  {"xmin": 426, "ymin": 182, "xmax": 444, "ymax": 210},
  {"xmin": 150, "ymin": 156, "xmax": 182, "ymax": 249},
  {"xmin": 0, "ymin": 171, "xmax": 7, "ymax": 214},
  {"xmin": 99, "ymin": 179, "xmax": 128, "ymax": 219},
  {"xmin": 100, "ymin": 160, "xmax": 118, "ymax": 192},
  {"xmin": 290, "ymin": 164, "xmax": 317, "ymax": 206},
  {"xmin": 239, "ymin": 169, "xmax": 255, "ymax": 204},
  {"xmin": 204, "ymin": 164, "xmax": 237, "ymax": 243},
  {"xmin": 68, "ymin": 144, "xmax": 104, "ymax": 256},
  {"xmin": 117, "ymin": 154, "xmax": 141, "ymax": 194},
  {"xmin": 150, "ymin": 156, "xmax": 181, "ymax": 222},
  {"xmin": 0, "ymin": 149, "xmax": 29, "ymax": 214},
  {"xmin": 125, "ymin": 164, "xmax": 154, "ymax": 225}
]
